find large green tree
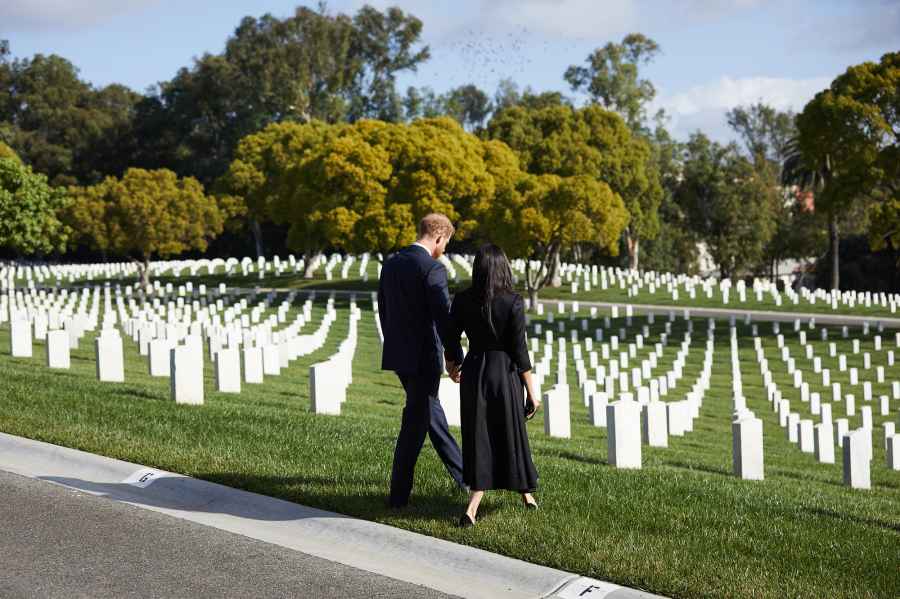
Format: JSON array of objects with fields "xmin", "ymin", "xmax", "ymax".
[
  {"xmin": 222, "ymin": 117, "xmax": 511, "ymax": 274},
  {"xmin": 135, "ymin": 4, "xmax": 429, "ymax": 189},
  {"xmin": 0, "ymin": 156, "xmax": 69, "ymax": 256},
  {"xmin": 0, "ymin": 51, "xmax": 141, "ymax": 186},
  {"xmin": 675, "ymin": 133, "xmax": 777, "ymax": 280},
  {"xmin": 726, "ymin": 103, "xmax": 826, "ymax": 279},
  {"xmin": 794, "ymin": 51, "xmax": 899, "ymax": 289},
  {"xmin": 564, "ymin": 33, "xmax": 661, "ymax": 132},
  {"xmin": 639, "ymin": 123, "xmax": 698, "ymax": 275},
  {"xmin": 486, "ymin": 103, "xmax": 661, "ymax": 270},
  {"xmin": 66, "ymin": 168, "xmax": 237, "ymax": 288},
  {"xmin": 482, "ymin": 171, "xmax": 629, "ymax": 308}
]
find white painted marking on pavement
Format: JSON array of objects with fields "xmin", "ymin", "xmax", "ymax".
[
  {"xmin": 555, "ymin": 577, "xmax": 621, "ymax": 599},
  {"xmin": 123, "ymin": 468, "xmax": 171, "ymax": 488}
]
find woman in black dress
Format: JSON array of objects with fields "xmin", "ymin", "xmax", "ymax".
[{"xmin": 448, "ymin": 244, "xmax": 541, "ymax": 527}]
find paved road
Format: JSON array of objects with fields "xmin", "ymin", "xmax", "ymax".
[{"xmin": 0, "ymin": 469, "xmax": 456, "ymax": 599}]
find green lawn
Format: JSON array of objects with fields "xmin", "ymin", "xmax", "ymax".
[{"xmin": 1, "ymin": 295, "xmax": 898, "ymax": 598}]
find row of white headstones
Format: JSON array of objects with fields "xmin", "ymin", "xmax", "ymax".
[
  {"xmin": 3, "ymin": 283, "xmax": 360, "ymax": 414},
  {"xmin": 435, "ymin": 306, "xmax": 900, "ymax": 488},
  {"xmin": 4, "ymin": 281, "xmax": 899, "ymax": 487},
  {"xmin": 6, "ymin": 255, "xmax": 899, "ymax": 316},
  {"xmin": 0, "ymin": 253, "xmax": 376, "ymax": 286}
]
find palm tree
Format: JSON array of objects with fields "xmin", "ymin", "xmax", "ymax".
[{"xmin": 781, "ymin": 136, "xmax": 839, "ymax": 290}]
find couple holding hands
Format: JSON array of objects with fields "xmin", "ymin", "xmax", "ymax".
[{"xmin": 378, "ymin": 213, "xmax": 540, "ymax": 528}]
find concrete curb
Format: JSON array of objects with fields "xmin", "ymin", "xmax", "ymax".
[{"xmin": 0, "ymin": 432, "xmax": 664, "ymax": 599}]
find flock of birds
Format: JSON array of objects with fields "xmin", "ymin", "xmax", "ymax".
[{"xmin": 419, "ymin": 24, "xmax": 590, "ymax": 92}]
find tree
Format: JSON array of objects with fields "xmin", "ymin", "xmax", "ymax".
[
  {"xmin": 486, "ymin": 103, "xmax": 661, "ymax": 270},
  {"xmin": 0, "ymin": 141, "xmax": 19, "ymax": 163},
  {"xmin": 346, "ymin": 5, "xmax": 430, "ymax": 122},
  {"xmin": 444, "ymin": 84, "xmax": 493, "ymax": 131},
  {"xmin": 639, "ymin": 124, "xmax": 699, "ymax": 274},
  {"xmin": 66, "ymin": 168, "xmax": 235, "ymax": 288},
  {"xmin": 134, "ymin": 4, "xmax": 430, "ymax": 260},
  {"xmin": 482, "ymin": 172, "xmax": 629, "ymax": 307},
  {"xmin": 222, "ymin": 117, "xmax": 511, "ymax": 273},
  {"xmin": 726, "ymin": 102, "xmax": 796, "ymax": 166},
  {"xmin": 794, "ymin": 51, "xmax": 899, "ymax": 289},
  {"xmin": 0, "ymin": 51, "xmax": 141, "ymax": 186},
  {"xmin": 726, "ymin": 103, "xmax": 825, "ymax": 280},
  {"xmin": 675, "ymin": 133, "xmax": 777, "ymax": 280},
  {"xmin": 0, "ymin": 156, "xmax": 69, "ymax": 256},
  {"xmin": 564, "ymin": 33, "xmax": 661, "ymax": 132}
]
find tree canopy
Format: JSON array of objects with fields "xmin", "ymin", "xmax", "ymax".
[
  {"xmin": 564, "ymin": 33, "xmax": 661, "ymax": 131},
  {"xmin": 222, "ymin": 117, "xmax": 513, "ymax": 266},
  {"xmin": 66, "ymin": 168, "xmax": 237, "ymax": 286},
  {"xmin": 481, "ymin": 170, "xmax": 629, "ymax": 306},
  {"xmin": 675, "ymin": 133, "xmax": 777, "ymax": 280},
  {"xmin": 0, "ymin": 156, "xmax": 69, "ymax": 255},
  {"xmin": 0, "ymin": 52, "xmax": 141, "ymax": 186},
  {"xmin": 486, "ymin": 103, "xmax": 661, "ymax": 269}
]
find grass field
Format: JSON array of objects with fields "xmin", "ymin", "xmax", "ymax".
[{"xmin": 1, "ymin": 293, "xmax": 898, "ymax": 598}]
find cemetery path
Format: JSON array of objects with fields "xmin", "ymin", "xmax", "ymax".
[
  {"xmin": 0, "ymin": 468, "xmax": 454, "ymax": 599},
  {"xmin": 0, "ymin": 433, "xmax": 666, "ymax": 599}
]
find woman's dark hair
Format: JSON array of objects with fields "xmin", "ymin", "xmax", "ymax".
[{"xmin": 471, "ymin": 243, "xmax": 514, "ymax": 336}]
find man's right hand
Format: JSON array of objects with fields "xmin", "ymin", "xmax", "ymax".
[{"xmin": 446, "ymin": 360, "xmax": 461, "ymax": 383}]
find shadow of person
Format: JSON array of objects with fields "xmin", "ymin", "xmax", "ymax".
[{"xmin": 38, "ymin": 472, "xmax": 486, "ymax": 525}]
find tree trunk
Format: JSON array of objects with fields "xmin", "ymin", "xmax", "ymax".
[
  {"xmin": 304, "ymin": 251, "xmax": 323, "ymax": 279},
  {"xmin": 626, "ymin": 230, "xmax": 640, "ymax": 271},
  {"xmin": 524, "ymin": 260, "xmax": 542, "ymax": 313},
  {"xmin": 829, "ymin": 213, "xmax": 840, "ymax": 291},
  {"xmin": 250, "ymin": 218, "xmax": 265, "ymax": 259},
  {"xmin": 138, "ymin": 256, "xmax": 151, "ymax": 291},
  {"xmin": 550, "ymin": 250, "xmax": 562, "ymax": 288}
]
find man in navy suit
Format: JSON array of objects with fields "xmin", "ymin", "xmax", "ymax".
[{"xmin": 378, "ymin": 213, "xmax": 466, "ymax": 508}]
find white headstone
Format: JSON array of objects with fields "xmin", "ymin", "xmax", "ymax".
[
  {"xmin": 607, "ymin": 400, "xmax": 642, "ymax": 469},
  {"xmin": 544, "ymin": 385, "xmax": 571, "ymax": 438},
  {"xmin": 309, "ymin": 361, "xmax": 344, "ymax": 415},
  {"xmin": 170, "ymin": 344, "xmax": 204, "ymax": 405},
  {"xmin": 45, "ymin": 329, "xmax": 71, "ymax": 369},
  {"xmin": 814, "ymin": 422, "xmax": 835, "ymax": 464},
  {"xmin": 215, "ymin": 347, "xmax": 241, "ymax": 393},
  {"xmin": 641, "ymin": 401, "xmax": 668, "ymax": 447},
  {"xmin": 842, "ymin": 429, "xmax": 871, "ymax": 489},
  {"xmin": 242, "ymin": 346, "xmax": 264, "ymax": 384},
  {"xmin": 10, "ymin": 318, "xmax": 32, "ymax": 357},
  {"xmin": 732, "ymin": 415, "xmax": 764, "ymax": 480},
  {"xmin": 95, "ymin": 331, "xmax": 124, "ymax": 382}
]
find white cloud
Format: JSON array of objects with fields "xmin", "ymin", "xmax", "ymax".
[
  {"xmin": 652, "ymin": 75, "xmax": 832, "ymax": 142},
  {"xmin": 0, "ymin": 0, "xmax": 160, "ymax": 30}
]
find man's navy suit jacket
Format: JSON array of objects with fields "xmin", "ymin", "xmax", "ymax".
[{"xmin": 378, "ymin": 245, "xmax": 463, "ymax": 376}]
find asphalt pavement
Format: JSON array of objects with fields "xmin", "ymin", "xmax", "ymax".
[{"xmin": 0, "ymin": 469, "xmax": 456, "ymax": 599}]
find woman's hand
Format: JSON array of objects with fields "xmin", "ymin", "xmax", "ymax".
[{"xmin": 525, "ymin": 392, "xmax": 541, "ymax": 420}]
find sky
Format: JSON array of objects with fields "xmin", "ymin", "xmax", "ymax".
[{"xmin": 2, "ymin": 0, "xmax": 898, "ymax": 143}]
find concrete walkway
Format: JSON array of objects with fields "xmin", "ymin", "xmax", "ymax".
[{"xmin": 0, "ymin": 432, "xmax": 664, "ymax": 599}]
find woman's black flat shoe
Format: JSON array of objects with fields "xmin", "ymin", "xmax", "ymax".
[{"xmin": 458, "ymin": 513, "xmax": 476, "ymax": 528}]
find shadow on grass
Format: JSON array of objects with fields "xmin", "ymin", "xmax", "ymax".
[
  {"xmin": 662, "ymin": 459, "xmax": 729, "ymax": 477},
  {"xmin": 556, "ymin": 450, "xmax": 607, "ymax": 467},
  {"xmin": 803, "ymin": 506, "xmax": 900, "ymax": 533}
]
